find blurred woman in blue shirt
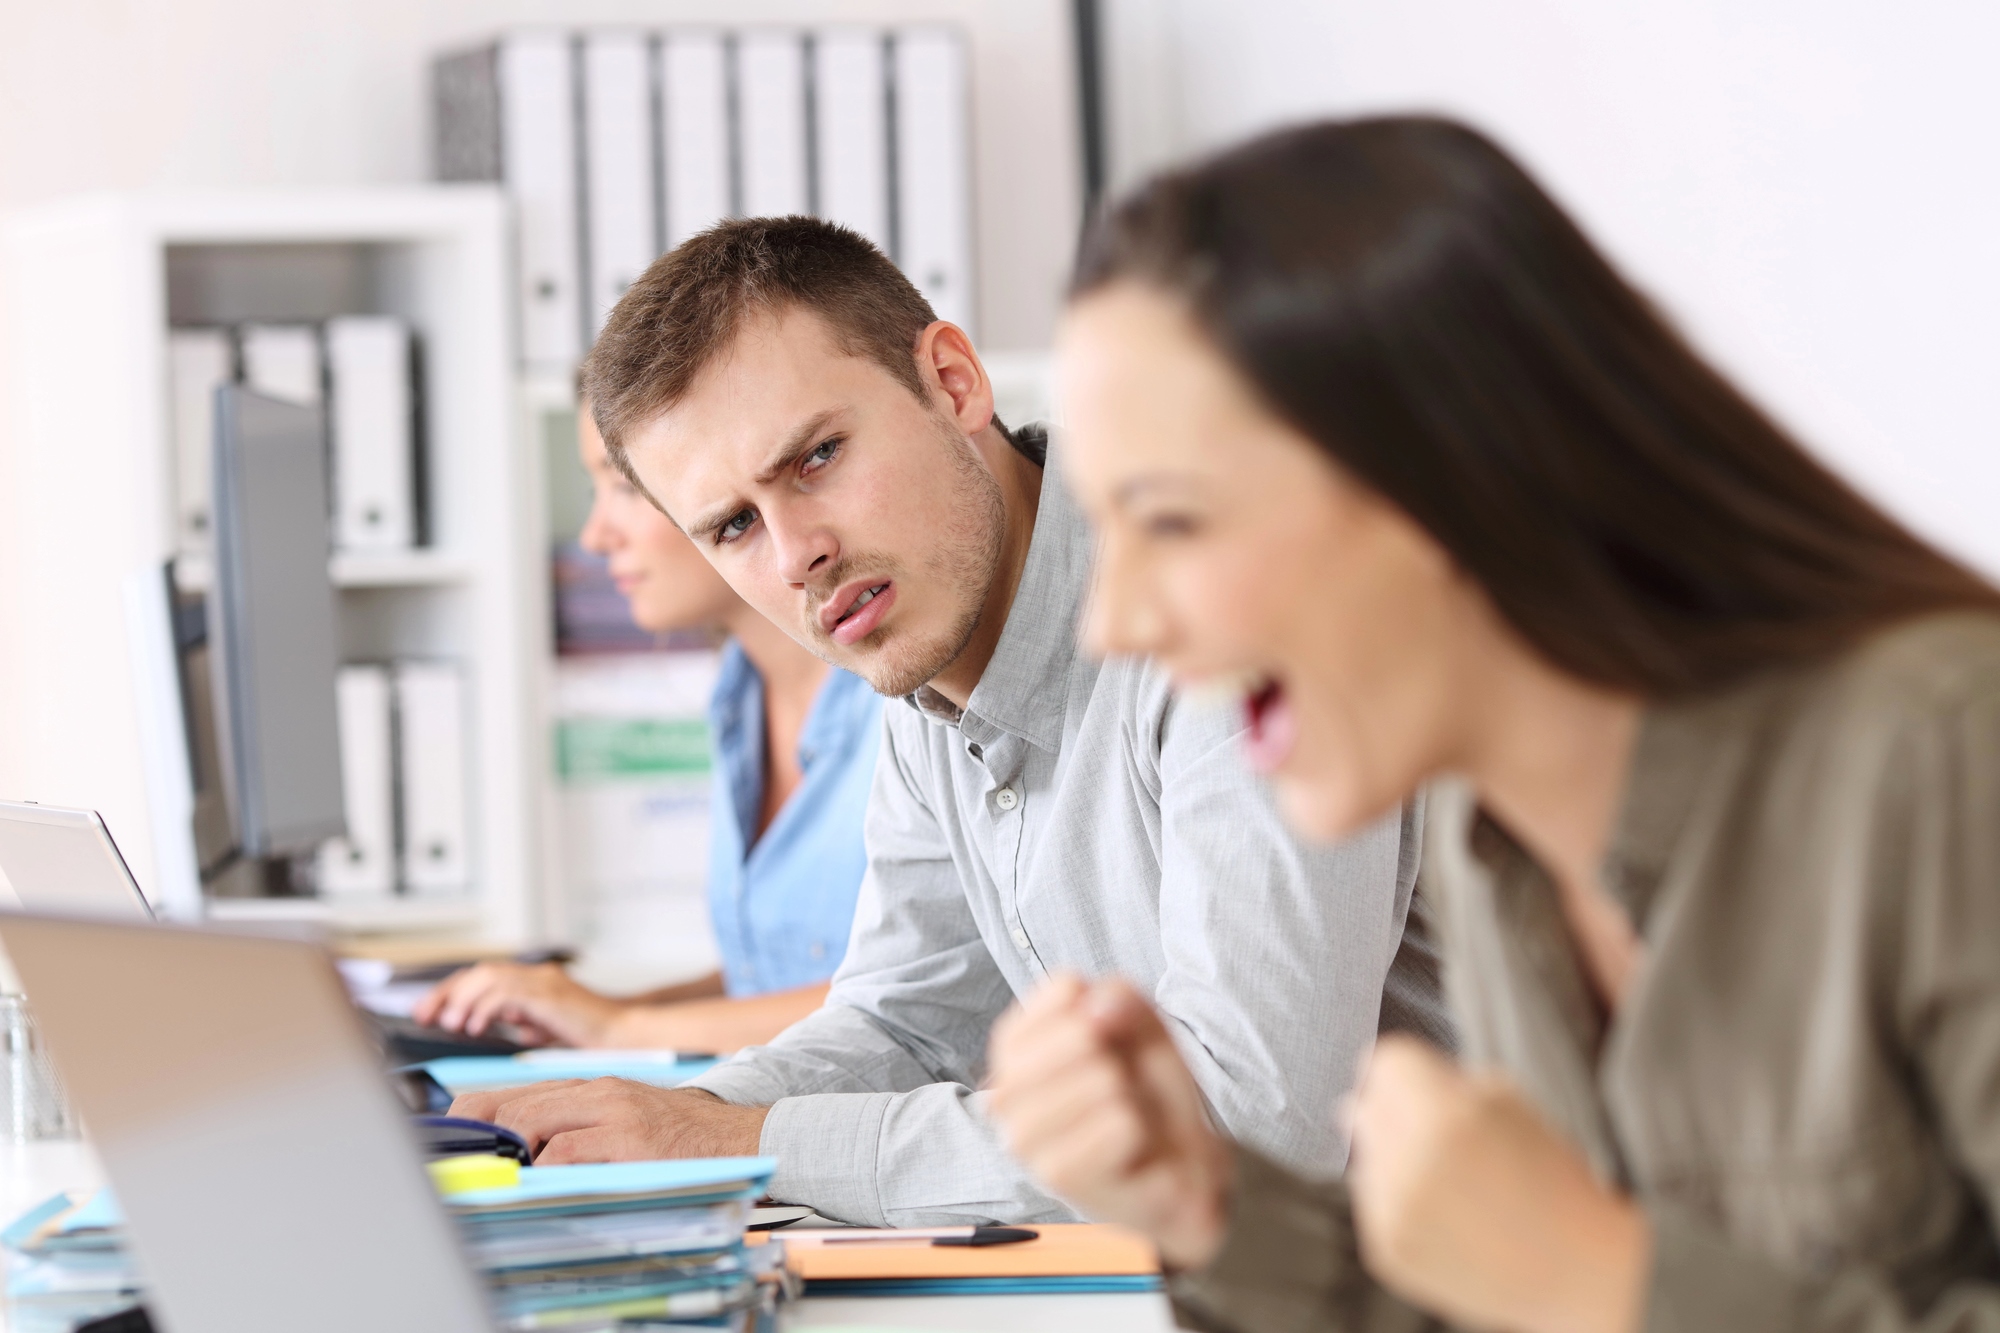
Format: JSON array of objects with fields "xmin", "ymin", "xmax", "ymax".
[{"xmin": 416, "ymin": 404, "xmax": 880, "ymax": 1052}]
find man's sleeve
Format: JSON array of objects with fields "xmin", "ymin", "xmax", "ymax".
[
  {"xmin": 686, "ymin": 706, "xmax": 1061, "ymax": 1225},
  {"xmin": 1151, "ymin": 689, "xmax": 1416, "ymax": 1177}
]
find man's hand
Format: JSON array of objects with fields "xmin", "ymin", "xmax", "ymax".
[
  {"xmin": 1348, "ymin": 1036, "xmax": 1649, "ymax": 1333},
  {"xmin": 449, "ymin": 1079, "xmax": 771, "ymax": 1163},
  {"xmin": 411, "ymin": 962, "xmax": 622, "ymax": 1048},
  {"xmin": 987, "ymin": 974, "xmax": 1234, "ymax": 1270}
]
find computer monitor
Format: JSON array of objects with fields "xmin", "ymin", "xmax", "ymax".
[
  {"xmin": 0, "ymin": 802, "xmax": 154, "ymax": 920},
  {"xmin": 208, "ymin": 385, "xmax": 346, "ymax": 859}
]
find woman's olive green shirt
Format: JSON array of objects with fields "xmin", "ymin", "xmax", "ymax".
[{"xmin": 1175, "ymin": 613, "xmax": 2000, "ymax": 1333}]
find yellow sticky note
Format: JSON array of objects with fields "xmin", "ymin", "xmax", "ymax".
[{"xmin": 427, "ymin": 1153, "xmax": 521, "ymax": 1195}]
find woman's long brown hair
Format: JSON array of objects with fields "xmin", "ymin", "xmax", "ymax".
[{"xmin": 1075, "ymin": 117, "xmax": 2000, "ymax": 697}]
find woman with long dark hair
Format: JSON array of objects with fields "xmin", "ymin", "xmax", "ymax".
[{"xmin": 987, "ymin": 117, "xmax": 2000, "ymax": 1332}]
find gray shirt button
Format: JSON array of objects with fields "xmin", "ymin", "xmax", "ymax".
[
  {"xmin": 1010, "ymin": 926, "xmax": 1031, "ymax": 950},
  {"xmin": 995, "ymin": 787, "xmax": 1019, "ymax": 811}
]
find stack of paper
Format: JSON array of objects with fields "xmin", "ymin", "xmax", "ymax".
[
  {"xmin": 4, "ymin": 1157, "xmax": 780, "ymax": 1332},
  {"xmin": 440, "ymin": 1157, "xmax": 781, "ymax": 1328},
  {"xmin": 1, "ymin": 1190, "xmax": 138, "ymax": 1333}
]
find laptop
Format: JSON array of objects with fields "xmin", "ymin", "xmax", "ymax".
[
  {"xmin": 0, "ymin": 910, "xmax": 496, "ymax": 1333},
  {"xmin": 0, "ymin": 801, "xmax": 526, "ymax": 1061},
  {"xmin": 0, "ymin": 801, "xmax": 155, "ymax": 920}
]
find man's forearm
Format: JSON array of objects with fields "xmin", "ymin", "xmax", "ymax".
[
  {"xmin": 453, "ymin": 1081, "xmax": 771, "ymax": 1163},
  {"xmin": 663, "ymin": 1087, "xmax": 772, "ymax": 1157}
]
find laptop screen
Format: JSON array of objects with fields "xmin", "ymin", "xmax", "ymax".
[{"xmin": 0, "ymin": 803, "xmax": 155, "ymax": 920}]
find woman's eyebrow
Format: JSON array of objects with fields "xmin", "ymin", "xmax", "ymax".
[{"xmin": 1112, "ymin": 472, "xmax": 1206, "ymax": 507}]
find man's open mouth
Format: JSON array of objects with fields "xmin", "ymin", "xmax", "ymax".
[
  {"xmin": 820, "ymin": 578, "xmax": 898, "ymax": 646},
  {"xmin": 836, "ymin": 583, "xmax": 889, "ymax": 627}
]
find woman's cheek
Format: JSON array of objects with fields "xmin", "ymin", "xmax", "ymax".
[
  {"xmin": 1284, "ymin": 691, "xmax": 1381, "ymax": 841},
  {"xmin": 1274, "ymin": 773, "xmax": 1356, "ymax": 843}
]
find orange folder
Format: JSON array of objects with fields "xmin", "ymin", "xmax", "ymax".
[{"xmin": 752, "ymin": 1223, "xmax": 1160, "ymax": 1281}]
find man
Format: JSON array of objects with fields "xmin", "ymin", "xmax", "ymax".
[
  {"xmin": 456, "ymin": 217, "xmax": 1443, "ymax": 1226},
  {"xmin": 411, "ymin": 399, "xmax": 879, "ymax": 1053}
]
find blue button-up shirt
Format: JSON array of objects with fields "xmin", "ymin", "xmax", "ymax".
[{"xmin": 706, "ymin": 642, "xmax": 881, "ymax": 997}]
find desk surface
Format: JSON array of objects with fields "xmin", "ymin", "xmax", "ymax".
[{"xmin": 0, "ymin": 1141, "xmax": 1176, "ymax": 1333}]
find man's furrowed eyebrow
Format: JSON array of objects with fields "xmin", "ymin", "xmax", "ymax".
[
  {"xmin": 754, "ymin": 408, "xmax": 846, "ymax": 485},
  {"xmin": 681, "ymin": 408, "xmax": 850, "ymax": 541},
  {"xmin": 682, "ymin": 500, "xmax": 741, "ymax": 541}
]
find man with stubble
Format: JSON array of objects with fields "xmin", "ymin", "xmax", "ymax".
[{"xmin": 454, "ymin": 218, "xmax": 1446, "ymax": 1226}]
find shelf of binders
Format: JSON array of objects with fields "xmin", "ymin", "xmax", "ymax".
[
  {"xmin": 2, "ymin": 188, "xmax": 546, "ymax": 947},
  {"xmin": 436, "ymin": 24, "xmax": 974, "ymax": 369}
]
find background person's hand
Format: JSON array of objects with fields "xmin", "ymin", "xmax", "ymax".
[
  {"xmin": 411, "ymin": 962, "xmax": 622, "ymax": 1047},
  {"xmin": 448, "ymin": 1079, "xmax": 769, "ymax": 1163},
  {"xmin": 987, "ymin": 973, "xmax": 1234, "ymax": 1270},
  {"xmin": 1347, "ymin": 1035, "xmax": 1649, "ymax": 1333}
]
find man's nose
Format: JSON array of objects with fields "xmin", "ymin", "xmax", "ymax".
[{"xmin": 769, "ymin": 511, "xmax": 840, "ymax": 587}]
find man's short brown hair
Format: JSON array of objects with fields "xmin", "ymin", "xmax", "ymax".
[{"xmin": 581, "ymin": 216, "xmax": 939, "ymax": 487}]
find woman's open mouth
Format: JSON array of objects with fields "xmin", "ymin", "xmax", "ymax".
[{"xmin": 1242, "ymin": 676, "xmax": 1298, "ymax": 775}]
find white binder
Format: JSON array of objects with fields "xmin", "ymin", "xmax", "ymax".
[
  {"xmin": 660, "ymin": 31, "xmax": 732, "ymax": 248},
  {"xmin": 736, "ymin": 29, "xmax": 809, "ymax": 219},
  {"xmin": 324, "ymin": 315, "xmax": 415, "ymax": 551},
  {"xmin": 812, "ymin": 28, "xmax": 891, "ymax": 252},
  {"xmin": 583, "ymin": 30, "xmax": 659, "ymax": 341},
  {"xmin": 501, "ymin": 31, "xmax": 583, "ymax": 366},
  {"xmin": 891, "ymin": 28, "xmax": 974, "ymax": 332},
  {"xmin": 317, "ymin": 665, "xmax": 395, "ymax": 899},
  {"xmin": 395, "ymin": 661, "xmax": 470, "ymax": 895},
  {"xmin": 167, "ymin": 327, "xmax": 233, "ymax": 556},
  {"xmin": 238, "ymin": 323, "xmax": 322, "ymax": 405}
]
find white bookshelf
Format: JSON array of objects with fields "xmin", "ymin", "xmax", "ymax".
[{"xmin": 1, "ymin": 187, "xmax": 549, "ymax": 946}]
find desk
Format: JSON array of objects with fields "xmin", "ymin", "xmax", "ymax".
[{"xmin": 0, "ymin": 1142, "xmax": 1176, "ymax": 1333}]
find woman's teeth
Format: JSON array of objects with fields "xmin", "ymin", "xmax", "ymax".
[{"xmin": 1181, "ymin": 671, "xmax": 1271, "ymax": 710}]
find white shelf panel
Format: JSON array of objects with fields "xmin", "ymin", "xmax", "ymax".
[
  {"xmin": 203, "ymin": 894, "xmax": 482, "ymax": 934},
  {"xmin": 331, "ymin": 549, "xmax": 475, "ymax": 588},
  {"xmin": 175, "ymin": 549, "xmax": 473, "ymax": 592}
]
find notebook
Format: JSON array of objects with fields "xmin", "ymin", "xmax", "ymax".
[{"xmin": 754, "ymin": 1222, "xmax": 1162, "ymax": 1296}]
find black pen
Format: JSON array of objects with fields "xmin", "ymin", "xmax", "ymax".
[{"xmin": 814, "ymin": 1226, "xmax": 1040, "ymax": 1247}]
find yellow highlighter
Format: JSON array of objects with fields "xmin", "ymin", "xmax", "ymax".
[{"xmin": 427, "ymin": 1153, "xmax": 522, "ymax": 1196}]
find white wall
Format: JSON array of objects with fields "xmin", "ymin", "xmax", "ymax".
[
  {"xmin": 1104, "ymin": 0, "xmax": 2000, "ymax": 575},
  {"xmin": 0, "ymin": 0, "xmax": 1082, "ymax": 801}
]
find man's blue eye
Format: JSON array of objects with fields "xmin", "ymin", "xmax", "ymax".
[
  {"xmin": 722, "ymin": 510, "xmax": 755, "ymax": 539},
  {"xmin": 807, "ymin": 438, "xmax": 840, "ymax": 467}
]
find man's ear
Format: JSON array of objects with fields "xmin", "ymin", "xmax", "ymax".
[{"xmin": 914, "ymin": 321, "xmax": 995, "ymax": 435}]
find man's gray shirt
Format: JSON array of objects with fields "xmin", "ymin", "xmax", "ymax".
[{"xmin": 689, "ymin": 452, "xmax": 1432, "ymax": 1226}]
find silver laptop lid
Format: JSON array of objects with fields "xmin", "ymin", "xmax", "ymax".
[
  {"xmin": 0, "ymin": 802, "xmax": 154, "ymax": 920},
  {"xmin": 0, "ymin": 912, "xmax": 493, "ymax": 1333}
]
